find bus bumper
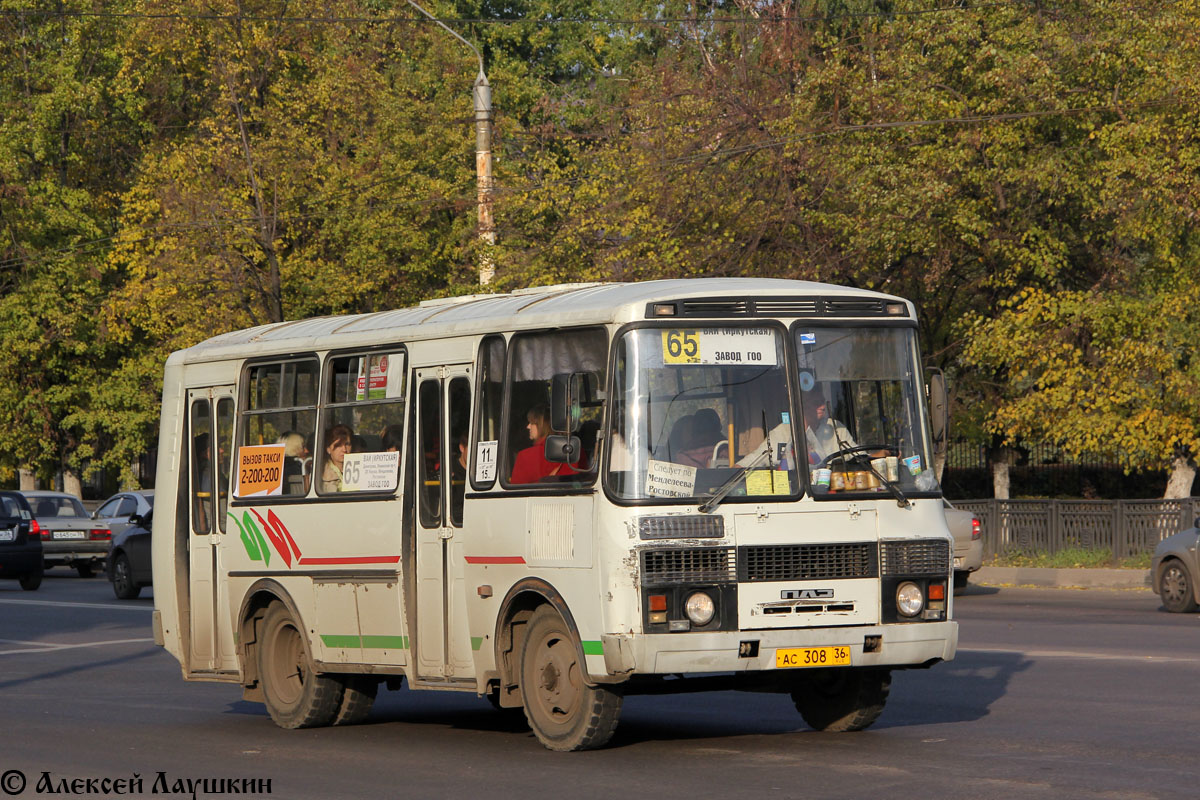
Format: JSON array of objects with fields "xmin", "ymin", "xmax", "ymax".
[{"xmin": 598, "ymin": 620, "xmax": 957, "ymax": 678}]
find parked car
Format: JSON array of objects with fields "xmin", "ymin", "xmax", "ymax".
[
  {"xmin": 107, "ymin": 509, "xmax": 152, "ymax": 600},
  {"xmin": 1152, "ymin": 521, "xmax": 1199, "ymax": 613},
  {"xmin": 944, "ymin": 500, "xmax": 982, "ymax": 593},
  {"xmin": 22, "ymin": 490, "xmax": 111, "ymax": 577},
  {"xmin": 0, "ymin": 491, "xmax": 42, "ymax": 590},
  {"xmin": 92, "ymin": 490, "xmax": 154, "ymax": 541}
]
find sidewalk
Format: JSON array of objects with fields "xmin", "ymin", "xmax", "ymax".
[{"xmin": 974, "ymin": 566, "xmax": 1152, "ymax": 590}]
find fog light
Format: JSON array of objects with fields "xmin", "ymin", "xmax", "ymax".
[
  {"xmin": 684, "ymin": 592, "xmax": 716, "ymax": 626},
  {"xmin": 896, "ymin": 582, "xmax": 924, "ymax": 617}
]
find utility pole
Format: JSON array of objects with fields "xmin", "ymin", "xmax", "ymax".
[{"xmin": 406, "ymin": 2, "xmax": 495, "ymax": 286}]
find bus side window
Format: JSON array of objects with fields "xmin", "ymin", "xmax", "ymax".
[
  {"xmin": 504, "ymin": 328, "xmax": 608, "ymax": 486},
  {"xmin": 471, "ymin": 335, "xmax": 505, "ymax": 490},
  {"xmin": 448, "ymin": 377, "xmax": 470, "ymax": 526},
  {"xmin": 418, "ymin": 379, "xmax": 442, "ymax": 525},
  {"xmin": 191, "ymin": 399, "xmax": 212, "ymax": 534}
]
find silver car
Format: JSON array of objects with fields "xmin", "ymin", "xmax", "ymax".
[
  {"xmin": 22, "ymin": 490, "xmax": 109, "ymax": 577},
  {"xmin": 1152, "ymin": 522, "xmax": 1199, "ymax": 613},
  {"xmin": 92, "ymin": 490, "xmax": 154, "ymax": 540},
  {"xmin": 945, "ymin": 500, "xmax": 983, "ymax": 593}
]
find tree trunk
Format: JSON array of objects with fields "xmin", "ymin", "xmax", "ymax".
[
  {"xmin": 1164, "ymin": 454, "xmax": 1196, "ymax": 499},
  {"xmin": 991, "ymin": 460, "xmax": 1011, "ymax": 500},
  {"xmin": 62, "ymin": 468, "xmax": 83, "ymax": 499},
  {"xmin": 18, "ymin": 469, "xmax": 37, "ymax": 491}
]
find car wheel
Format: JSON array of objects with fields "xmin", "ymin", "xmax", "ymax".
[
  {"xmin": 258, "ymin": 602, "xmax": 343, "ymax": 728},
  {"xmin": 1158, "ymin": 561, "xmax": 1198, "ymax": 613},
  {"xmin": 111, "ymin": 553, "xmax": 141, "ymax": 599},
  {"xmin": 791, "ymin": 667, "xmax": 891, "ymax": 732},
  {"xmin": 75, "ymin": 564, "xmax": 95, "ymax": 578},
  {"xmin": 520, "ymin": 605, "xmax": 622, "ymax": 751},
  {"xmin": 18, "ymin": 569, "xmax": 43, "ymax": 591}
]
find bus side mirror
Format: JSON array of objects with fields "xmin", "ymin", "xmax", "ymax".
[
  {"xmin": 544, "ymin": 434, "xmax": 582, "ymax": 464},
  {"xmin": 927, "ymin": 368, "xmax": 948, "ymax": 458},
  {"xmin": 551, "ymin": 372, "xmax": 601, "ymax": 433}
]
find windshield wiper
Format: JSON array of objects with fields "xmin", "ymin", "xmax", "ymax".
[
  {"xmin": 698, "ymin": 448, "xmax": 771, "ymax": 513},
  {"xmin": 864, "ymin": 459, "xmax": 911, "ymax": 509}
]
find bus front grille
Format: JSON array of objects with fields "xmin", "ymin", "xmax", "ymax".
[
  {"xmin": 640, "ymin": 547, "xmax": 736, "ymax": 585},
  {"xmin": 880, "ymin": 539, "xmax": 951, "ymax": 576},
  {"xmin": 737, "ymin": 543, "xmax": 878, "ymax": 582}
]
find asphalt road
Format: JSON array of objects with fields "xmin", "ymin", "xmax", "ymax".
[{"xmin": 1, "ymin": 572, "xmax": 1196, "ymax": 800}]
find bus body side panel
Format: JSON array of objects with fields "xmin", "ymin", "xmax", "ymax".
[
  {"xmin": 222, "ymin": 500, "xmax": 410, "ymax": 671},
  {"xmin": 152, "ymin": 357, "xmax": 188, "ymax": 669},
  {"xmin": 462, "ymin": 493, "xmax": 600, "ymax": 684}
]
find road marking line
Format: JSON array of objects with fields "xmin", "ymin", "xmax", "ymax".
[
  {"xmin": 960, "ymin": 646, "xmax": 1198, "ymax": 664},
  {"xmin": 0, "ymin": 597, "xmax": 152, "ymax": 612},
  {"xmin": 0, "ymin": 637, "xmax": 155, "ymax": 656}
]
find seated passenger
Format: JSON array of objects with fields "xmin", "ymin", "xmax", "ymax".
[
  {"xmin": 278, "ymin": 431, "xmax": 310, "ymax": 495},
  {"xmin": 670, "ymin": 411, "xmax": 724, "ymax": 468},
  {"xmin": 511, "ymin": 404, "xmax": 578, "ymax": 484},
  {"xmin": 320, "ymin": 424, "xmax": 353, "ymax": 492}
]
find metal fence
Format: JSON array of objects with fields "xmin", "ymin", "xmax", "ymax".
[{"xmin": 955, "ymin": 498, "xmax": 1200, "ymax": 561}]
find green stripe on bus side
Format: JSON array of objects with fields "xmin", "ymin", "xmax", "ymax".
[
  {"xmin": 471, "ymin": 637, "xmax": 483, "ymax": 651},
  {"xmin": 321, "ymin": 635, "xmax": 361, "ymax": 648},
  {"xmin": 362, "ymin": 635, "xmax": 408, "ymax": 649},
  {"xmin": 581, "ymin": 640, "xmax": 604, "ymax": 656},
  {"xmin": 321, "ymin": 635, "xmax": 410, "ymax": 649}
]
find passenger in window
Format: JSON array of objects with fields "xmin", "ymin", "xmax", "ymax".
[
  {"xmin": 668, "ymin": 413, "xmax": 723, "ymax": 468},
  {"xmin": 278, "ymin": 431, "xmax": 310, "ymax": 495},
  {"xmin": 381, "ymin": 425, "xmax": 404, "ymax": 453},
  {"xmin": 511, "ymin": 404, "xmax": 577, "ymax": 484},
  {"xmin": 451, "ymin": 430, "xmax": 468, "ymax": 482},
  {"xmin": 320, "ymin": 424, "xmax": 353, "ymax": 492}
]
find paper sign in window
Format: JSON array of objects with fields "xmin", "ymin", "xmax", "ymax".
[
  {"xmin": 745, "ymin": 469, "xmax": 791, "ymax": 496},
  {"xmin": 661, "ymin": 328, "xmax": 777, "ymax": 366},
  {"xmin": 475, "ymin": 440, "xmax": 498, "ymax": 483},
  {"xmin": 236, "ymin": 445, "xmax": 285, "ymax": 497},
  {"xmin": 340, "ymin": 451, "xmax": 400, "ymax": 492},
  {"xmin": 645, "ymin": 459, "xmax": 697, "ymax": 497}
]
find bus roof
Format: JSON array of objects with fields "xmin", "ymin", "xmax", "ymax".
[{"xmin": 169, "ymin": 278, "xmax": 908, "ymax": 365}]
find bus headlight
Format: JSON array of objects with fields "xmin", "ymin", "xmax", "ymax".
[
  {"xmin": 896, "ymin": 582, "xmax": 924, "ymax": 617},
  {"xmin": 684, "ymin": 592, "xmax": 716, "ymax": 626}
]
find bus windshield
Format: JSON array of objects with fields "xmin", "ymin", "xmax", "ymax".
[
  {"xmin": 607, "ymin": 326, "xmax": 800, "ymax": 502},
  {"xmin": 606, "ymin": 324, "xmax": 939, "ymax": 502},
  {"xmin": 794, "ymin": 325, "xmax": 938, "ymax": 497}
]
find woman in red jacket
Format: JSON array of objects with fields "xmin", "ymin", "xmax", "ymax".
[{"xmin": 510, "ymin": 404, "xmax": 578, "ymax": 483}]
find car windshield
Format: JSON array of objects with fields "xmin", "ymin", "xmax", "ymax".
[
  {"xmin": 607, "ymin": 326, "xmax": 800, "ymax": 502},
  {"xmin": 793, "ymin": 325, "xmax": 939, "ymax": 497},
  {"xmin": 33, "ymin": 496, "xmax": 88, "ymax": 518}
]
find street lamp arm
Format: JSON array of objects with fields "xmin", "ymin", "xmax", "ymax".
[{"xmin": 405, "ymin": 1, "xmax": 486, "ymax": 85}]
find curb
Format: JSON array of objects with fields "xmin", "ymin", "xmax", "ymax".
[{"xmin": 974, "ymin": 566, "xmax": 1152, "ymax": 590}]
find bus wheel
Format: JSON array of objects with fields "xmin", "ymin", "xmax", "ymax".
[
  {"xmin": 791, "ymin": 667, "xmax": 891, "ymax": 732},
  {"xmin": 333, "ymin": 676, "xmax": 378, "ymax": 726},
  {"xmin": 258, "ymin": 602, "xmax": 344, "ymax": 729},
  {"xmin": 520, "ymin": 606, "xmax": 622, "ymax": 751}
]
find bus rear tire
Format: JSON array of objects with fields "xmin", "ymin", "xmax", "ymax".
[
  {"xmin": 333, "ymin": 676, "xmax": 378, "ymax": 725},
  {"xmin": 791, "ymin": 667, "xmax": 891, "ymax": 732},
  {"xmin": 520, "ymin": 605, "xmax": 622, "ymax": 751},
  {"xmin": 258, "ymin": 602, "xmax": 344, "ymax": 729}
]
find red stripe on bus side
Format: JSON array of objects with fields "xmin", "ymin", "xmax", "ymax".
[
  {"xmin": 296, "ymin": 556, "xmax": 402, "ymax": 565},
  {"xmin": 465, "ymin": 556, "xmax": 526, "ymax": 564}
]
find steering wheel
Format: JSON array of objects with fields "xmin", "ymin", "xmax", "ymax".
[{"xmin": 819, "ymin": 443, "xmax": 897, "ymax": 466}]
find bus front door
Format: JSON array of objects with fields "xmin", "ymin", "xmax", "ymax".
[
  {"xmin": 186, "ymin": 387, "xmax": 238, "ymax": 674},
  {"xmin": 414, "ymin": 366, "xmax": 474, "ymax": 682}
]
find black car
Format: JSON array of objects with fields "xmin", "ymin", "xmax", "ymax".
[
  {"xmin": 0, "ymin": 491, "xmax": 42, "ymax": 590},
  {"xmin": 107, "ymin": 509, "xmax": 151, "ymax": 599}
]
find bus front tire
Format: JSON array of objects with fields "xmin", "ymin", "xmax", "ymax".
[
  {"xmin": 791, "ymin": 667, "xmax": 891, "ymax": 732},
  {"xmin": 520, "ymin": 605, "xmax": 622, "ymax": 751},
  {"xmin": 258, "ymin": 602, "xmax": 344, "ymax": 729}
]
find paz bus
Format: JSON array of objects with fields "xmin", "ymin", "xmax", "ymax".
[{"xmin": 151, "ymin": 278, "xmax": 957, "ymax": 751}]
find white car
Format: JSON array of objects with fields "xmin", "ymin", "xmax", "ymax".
[{"xmin": 944, "ymin": 500, "xmax": 982, "ymax": 593}]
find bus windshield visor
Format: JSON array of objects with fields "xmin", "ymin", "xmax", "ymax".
[
  {"xmin": 794, "ymin": 326, "xmax": 939, "ymax": 497},
  {"xmin": 607, "ymin": 327, "xmax": 800, "ymax": 502}
]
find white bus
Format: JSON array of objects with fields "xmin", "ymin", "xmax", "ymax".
[{"xmin": 152, "ymin": 278, "xmax": 957, "ymax": 751}]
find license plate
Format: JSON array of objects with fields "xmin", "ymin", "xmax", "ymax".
[
  {"xmin": 53, "ymin": 530, "xmax": 86, "ymax": 540},
  {"xmin": 0, "ymin": 528, "xmax": 13, "ymax": 542},
  {"xmin": 775, "ymin": 646, "xmax": 852, "ymax": 669}
]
